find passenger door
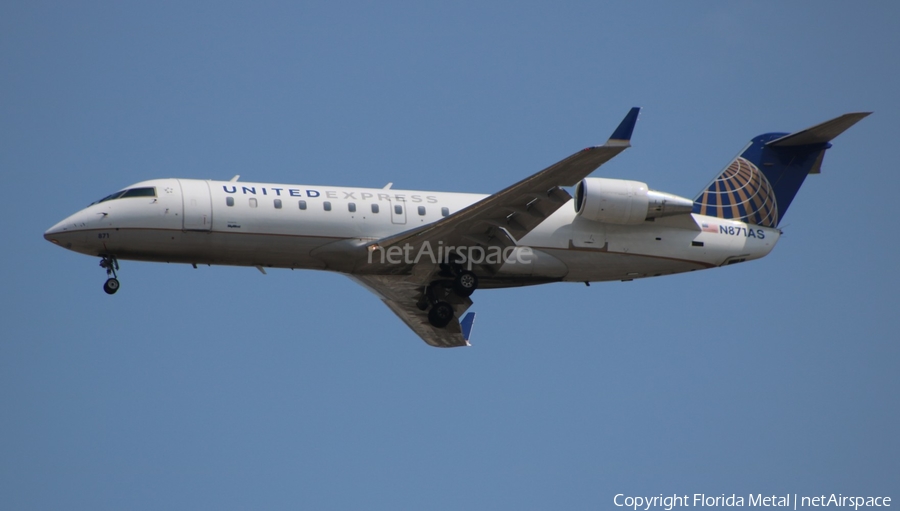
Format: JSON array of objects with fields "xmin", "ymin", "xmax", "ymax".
[
  {"xmin": 390, "ymin": 200, "xmax": 407, "ymax": 225},
  {"xmin": 178, "ymin": 179, "xmax": 212, "ymax": 231}
]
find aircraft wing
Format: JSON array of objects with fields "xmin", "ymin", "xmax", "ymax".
[
  {"xmin": 366, "ymin": 107, "xmax": 640, "ymax": 270},
  {"xmin": 351, "ymin": 274, "xmax": 476, "ymax": 348},
  {"xmin": 350, "ymin": 108, "xmax": 639, "ymax": 347}
]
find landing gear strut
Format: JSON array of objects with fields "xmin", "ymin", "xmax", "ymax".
[{"xmin": 100, "ymin": 255, "xmax": 120, "ymax": 295}]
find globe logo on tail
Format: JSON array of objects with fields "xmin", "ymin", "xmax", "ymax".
[{"xmin": 695, "ymin": 157, "xmax": 778, "ymax": 228}]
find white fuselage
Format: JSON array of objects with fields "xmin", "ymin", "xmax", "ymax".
[{"xmin": 44, "ymin": 178, "xmax": 780, "ymax": 286}]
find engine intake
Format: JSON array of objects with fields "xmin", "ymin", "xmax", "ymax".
[{"xmin": 574, "ymin": 177, "xmax": 695, "ymax": 225}]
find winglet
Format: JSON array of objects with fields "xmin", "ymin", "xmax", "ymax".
[
  {"xmin": 607, "ymin": 107, "xmax": 641, "ymax": 146},
  {"xmin": 460, "ymin": 312, "xmax": 476, "ymax": 345}
]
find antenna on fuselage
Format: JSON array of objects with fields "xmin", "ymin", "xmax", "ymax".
[
  {"xmin": 230, "ymin": 175, "xmax": 240, "ymax": 182},
  {"xmin": 383, "ymin": 182, "xmax": 393, "ymax": 189}
]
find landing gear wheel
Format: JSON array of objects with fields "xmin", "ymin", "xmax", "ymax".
[
  {"xmin": 99, "ymin": 255, "xmax": 120, "ymax": 295},
  {"xmin": 428, "ymin": 301, "xmax": 455, "ymax": 328},
  {"xmin": 103, "ymin": 278, "xmax": 120, "ymax": 295},
  {"xmin": 453, "ymin": 270, "xmax": 478, "ymax": 297}
]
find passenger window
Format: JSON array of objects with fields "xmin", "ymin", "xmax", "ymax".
[
  {"xmin": 418, "ymin": 206, "xmax": 426, "ymax": 216},
  {"xmin": 348, "ymin": 203, "xmax": 356, "ymax": 213},
  {"xmin": 299, "ymin": 200, "xmax": 307, "ymax": 210},
  {"xmin": 371, "ymin": 204, "xmax": 379, "ymax": 213},
  {"xmin": 394, "ymin": 205, "xmax": 403, "ymax": 215},
  {"xmin": 274, "ymin": 199, "xmax": 282, "ymax": 209},
  {"xmin": 249, "ymin": 198, "xmax": 258, "ymax": 208},
  {"xmin": 226, "ymin": 197, "xmax": 234, "ymax": 207},
  {"xmin": 441, "ymin": 207, "xmax": 450, "ymax": 217},
  {"xmin": 324, "ymin": 201, "xmax": 332, "ymax": 211}
]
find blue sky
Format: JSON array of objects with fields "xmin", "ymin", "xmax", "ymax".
[{"xmin": 2, "ymin": 1, "xmax": 898, "ymax": 509}]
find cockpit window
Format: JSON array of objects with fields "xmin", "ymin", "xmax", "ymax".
[
  {"xmin": 92, "ymin": 187, "xmax": 156, "ymax": 205},
  {"xmin": 92, "ymin": 191, "xmax": 125, "ymax": 205},
  {"xmin": 120, "ymin": 187, "xmax": 156, "ymax": 199}
]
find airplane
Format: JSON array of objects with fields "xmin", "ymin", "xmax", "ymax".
[{"xmin": 44, "ymin": 108, "xmax": 869, "ymax": 347}]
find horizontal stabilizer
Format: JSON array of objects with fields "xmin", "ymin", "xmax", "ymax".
[{"xmin": 767, "ymin": 112, "xmax": 871, "ymax": 147}]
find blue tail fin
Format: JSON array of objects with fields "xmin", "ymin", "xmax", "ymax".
[{"xmin": 693, "ymin": 112, "xmax": 870, "ymax": 227}]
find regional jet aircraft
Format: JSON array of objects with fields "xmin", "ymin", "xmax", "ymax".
[{"xmin": 44, "ymin": 108, "xmax": 869, "ymax": 347}]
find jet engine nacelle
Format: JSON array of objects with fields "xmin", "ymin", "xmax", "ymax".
[{"xmin": 574, "ymin": 177, "xmax": 695, "ymax": 225}]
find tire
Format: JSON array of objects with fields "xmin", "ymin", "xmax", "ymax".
[
  {"xmin": 103, "ymin": 278, "xmax": 120, "ymax": 295},
  {"xmin": 428, "ymin": 301, "xmax": 454, "ymax": 328},
  {"xmin": 453, "ymin": 270, "xmax": 478, "ymax": 297}
]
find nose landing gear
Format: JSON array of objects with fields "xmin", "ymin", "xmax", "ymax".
[{"xmin": 100, "ymin": 255, "xmax": 120, "ymax": 295}]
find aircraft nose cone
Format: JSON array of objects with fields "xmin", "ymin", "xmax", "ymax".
[
  {"xmin": 44, "ymin": 206, "xmax": 109, "ymax": 253},
  {"xmin": 44, "ymin": 221, "xmax": 65, "ymax": 243},
  {"xmin": 44, "ymin": 222, "xmax": 62, "ymax": 239},
  {"xmin": 44, "ymin": 213, "xmax": 82, "ymax": 246}
]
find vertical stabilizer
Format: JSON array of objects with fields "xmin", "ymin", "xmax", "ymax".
[{"xmin": 693, "ymin": 112, "xmax": 870, "ymax": 227}]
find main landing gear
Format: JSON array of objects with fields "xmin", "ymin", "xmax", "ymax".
[
  {"xmin": 422, "ymin": 266, "xmax": 480, "ymax": 328},
  {"xmin": 428, "ymin": 301, "xmax": 454, "ymax": 328},
  {"xmin": 100, "ymin": 255, "xmax": 120, "ymax": 295},
  {"xmin": 452, "ymin": 270, "xmax": 478, "ymax": 298}
]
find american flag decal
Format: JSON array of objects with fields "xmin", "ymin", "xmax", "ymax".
[{"xmin": 701, "ymin": 223, "xmax": 718, "ymax": 233}]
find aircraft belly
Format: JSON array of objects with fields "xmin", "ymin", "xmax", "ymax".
[
  {"xmin": 494, "ymin": 248, "xmax": 568, "ymax": 278},
  {"xmin": 69, "ymin": 228, "xmax": 333, "ymax": 269},
  {"xmin": 552, "ymin": 248, "xmax": 708, "ymax": 282},
  {"xmin": 180, "ymin": 231, "xmax": 331, "ymax": 269}
]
